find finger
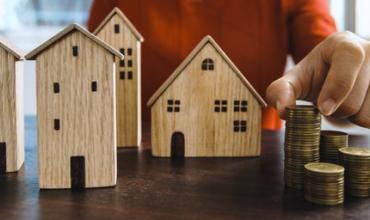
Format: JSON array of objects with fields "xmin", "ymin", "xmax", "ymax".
[
  {"xmin": 317, "ymin": 40, "xmax": 365, "ymax": 116},
  {"xmin": 266, "ymin": 51, "xmax": 327, "ymax": 118},
  {"xmin": 334, "ymin": 56, "xmax": 370, "ymax": 118},
  {"xmin": 265, "ymin": 77, "xmax": 296, "ymax": 119},
  {"xmin": 350, "ymin": 86, "xmax": 370, "ymax": 128}
]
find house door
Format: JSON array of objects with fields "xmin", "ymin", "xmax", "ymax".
[
  {"xmin": 171, "ymin": 132, "xmax": 185, "ymax": 158},
  {"xmin": 0, "ymin": 142, "xmax": 6, "ymax": 174},
  {"xmin": 70, "ymin": 156, "xmax": 85, "ymax": 189}
]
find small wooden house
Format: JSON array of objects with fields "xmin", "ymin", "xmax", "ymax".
[
  {"xmin": 147, "ymin": 36, "xmax": 267, "ymax": 157},
  {"xmin": 94, "ymin": 8, "xmax": 144, "ymax": 148},
  {"xmin": 25, "ymin": 24, "xmax": 123, "ymax": 189},
  {"xmin": 0, "ymin": 37, "xmax": 24, "ymax": 173}
]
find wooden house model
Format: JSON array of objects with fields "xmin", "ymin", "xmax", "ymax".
[
  {"xmin": 25, "ymin": 24, "xmax": 123, "ymax": 189},
  {"xmin": 94, "ymin": 8, "xmax": 144, "ymax": 148},
  {"xmin": 0, "ymin": 37, "xmax": 24, "ymax": 173},
  {"xmin": 147, "ymin": 36, "xmax": 267, "ymax": 157}
]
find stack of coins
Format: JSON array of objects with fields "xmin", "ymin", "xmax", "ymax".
[
  {"xmin": 284, "ymin": 105, "xmax": 321, "ymax": 189},
  {"xmin": 320, "ymin": 131, "xmax": 349, "ymax": 163},
  {"xmin": 304, "ymin": 162, "xmax": 345, "ymax": 205},
  {"xmin": 339, "ymin": 147, "xmax": 370, "ymax": 197}
]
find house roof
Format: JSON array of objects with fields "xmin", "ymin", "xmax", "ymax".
[
  {"xmin": 25, "ymin": 23, "xmax": 124, "ymax": 60},
  {"xmin": 147, "ymin": 35, "xmax": 267, "ymax": 107},
  {"xmin": 0, "ymin": 36, "xmax": 24, "ymax": 60},
  {"xmin": 93, "ymin": 7, "xmax": 144, "ymax": 42}
]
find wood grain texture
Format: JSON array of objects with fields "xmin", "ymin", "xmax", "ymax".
[
  {"xmin": 96, "ymin": 12, "xmax": 142, "ymax": 148},
  {"xmin": 35, "ymin": 30, "xmax": 117, "ymax": 189},
  {"xmin": 0, "ymin": 47, "xmax": 24, "ymax": 172},
  {"xmin": 151, "ymin": 40, "xmax": 262, "ymax": 157}
]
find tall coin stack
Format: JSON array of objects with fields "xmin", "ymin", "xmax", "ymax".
[
  {"xmin": 304, "ymin": 162, "xmax": 345, "ymax": 205},
  {"xmin": 284, "ymin": 105, "xmax": 321, "ymax": 189},
  {"xmin": 339, "ymin": 147, "xmax": 370, "ymax": 197},
  {"xmin": 320, "ymin": 131, "xmax": 348, "ymax": 163}
]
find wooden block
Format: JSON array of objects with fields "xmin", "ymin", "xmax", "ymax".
[
  {"xmin": 25, "ymin": 24, "xmax": 122, "ymax": 189},
  {"xmin": 147, "ymin": 36, "xmax": 267, "ymax": 158},
  {"xmin": 94, "ymin": 7, "xmax": 144, "ymax": 148},
  {"xmin": 0, "ymin": 37, "xmax": 24, "ymax": 173}
]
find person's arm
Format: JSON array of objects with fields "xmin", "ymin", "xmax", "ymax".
[
  {"xmin": 267, "ymin": 1, "xmax": 370, "ymax": 128},
  {"xmin": 286, "ymin": 0, "xmax": 336, "ymax": 62},
  {"xmin": 87, "ymin": 0, "xmax": 117, "ymax": 32}
]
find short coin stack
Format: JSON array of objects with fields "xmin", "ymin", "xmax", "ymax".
[
  {"xmin": 284, "ymin": 105, "xmax": 321, "ymax": 189},
  {"xmin": 320, "ymin": 131, "xmax": 348, "ymax": 163},
  {"xmin": 339, "ymin": 147, "xmax": 370, "ymax": 197},
  {"xmin": 304, "ymin": 162, "xmax": 344, "ymax": 205}
]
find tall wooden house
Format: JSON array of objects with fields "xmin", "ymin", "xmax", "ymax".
[
  {"xmin": 94, "ymin": 8, "xmax": 144, "ymax": 148},
  {"xmin": 147, "ymin": 36, "xmax": 267, "ymax": 157},
  {"xmin": 0, "ymin": 37, "xmax": 24, "ymax": 173},
  {"xmin": 25, "ymin": 24, "xmax": 123, "ymax": 189}
]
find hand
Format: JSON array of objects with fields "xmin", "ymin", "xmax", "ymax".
[{"xmin": 266, "ymin": 31, "xmax": 370, "ymax": 128}]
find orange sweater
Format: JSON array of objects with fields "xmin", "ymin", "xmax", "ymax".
[{"xmin": 88, "ymin": 0, "xmax": 336, "ymax": 130}]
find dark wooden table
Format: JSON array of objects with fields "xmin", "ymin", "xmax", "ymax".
[{"xmin": 1, "ymin": 119, "xmax": 370, "ymax": 220}]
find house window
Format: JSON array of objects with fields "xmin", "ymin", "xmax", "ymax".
[
  {"xmin": 234, "ymin": 100, "xmax": 248, "ymax": 112},
  {"xmin": 128, "ymin": 48, "xmax": 133, "ymax": 56},
  {"xmin": 54, "ymin": 119, "xmax": 60, "ymax": 130},
  {"xmin": 91, "ymin": 81, "xmax": 97, "ymax": 92},
  {"xmin": 128, "ymin": 71, "xmax": 133, "ymax": 80},
  {"xmin": 234, "ymin": 120, "xmax": 247, "ymax": 132},
  {"xmin": 120, "ymin": 48, "xmax": 125, "ymax": 55},
  {"xmin": 53, "ymin": 82, "xmax": 60, "ymax": 93},
  {"xmin": 114, "ymin": 24, "xmax": 120, "ymax": 33},
  {"xmin": 214, "ymin": 100, "xmax": 227, "ymax": 112},
  {"xmin": 120, "ymin": 71, "xmax": 125, "ymax": 80},
  {"xmin": 72, "ymin": 46, "xmax": 79, "ymax": 57},
  {"xmin": 120, "ymin": 60, "xmax": 125, "ymax": 67},
  {"xmin": 128, "ymin": 60, "xmax": 133, "ymax": 67},
  {"xmin": 167, "ymin": 100, "xmax": 181, "ymax": 112},
  {"xmin": 202, "ymin": 58, "xmax": 214, "ymax": 71}
]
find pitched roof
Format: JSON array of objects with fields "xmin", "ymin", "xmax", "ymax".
[
  {"xmin": 93, "ymin": 7, "xmax": 144, "ymax": 42},
  {"xmin": 0, "ymin": 36, "xmax": 24, "ymax": 60},
  {"xmin": 25, "ymin": 23, "xmax": 124, "ymax": 60},
  {"xmin": 147, "ymin": 35, "xmax": 267, "ymax": 107}
]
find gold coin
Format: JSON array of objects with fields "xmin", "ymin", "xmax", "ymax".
[
  {"xmin": 339, "ymin": 147, "xmax": 370, "ymax": 157},
  {"xmin": 304, "ymin": 162, "xmax": 344, "ymax": 174}
]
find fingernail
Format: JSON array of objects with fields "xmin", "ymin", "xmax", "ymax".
[{"xmin": 320, "ymin": 99, "xmax": 337, "ymax": 116}]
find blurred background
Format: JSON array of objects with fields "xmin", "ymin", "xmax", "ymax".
[{"xmin": 0, "ymin": 0, "xmax": 369, "ymax": 133}]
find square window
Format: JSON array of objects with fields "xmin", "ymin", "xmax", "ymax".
[
  {"xmin": 242, "ymin": 100, "xmax": 248, "ymax": 106},
  {"xmin": 120, "ymin": 60, "xmax": 125, "ymax": 67},
  {"xmin": 234, "ymin": 126, "xmax": 240, "ymax": 132},
  {"xmin": 234, "ymin": 121, "xmax": 240, "ymax": 126},
  {"xmin": 241, "ymin": 107, "xmax": 248, "ymax": 112},
  {"xmin": 91, "ymin": 81, "xmax": 97, "ymax": 92},
  {"xmin": 128, "ymin": 60, "xmax": 133, "ymax": 67},
  {"xmin": 54, "ymin": 119, "xmax": 60, "ymax": 130},
  {"xmin": 168, "ymin": 100, "xmax": 174, "ymax": 105},
  {"xmin": 214, "ymin": 99, "xmax": 227, "ymax": 113},
  {"xmin": 167, "ymin": 99, "xmax": 180, "ymax": 113},
  {"xmin": 128, "ymin": 71, "xmax": 133, "ymax": 80},
  {"xmin": 240, "ymin": 126, "xmax": 247, "ymax": 132},
  {"xmin": 72, "ymin": 46, "xmax": 79, "ymax": 56},
  {"xmin": 241, "ymin": 121, "xmax": 247, "ymax": 126},
  {"xmin": 53, "ymin": 82, "xmax": 60, "ymax": 93},
  {"xmin": 234, "ymin": 100, "xmax": 240, "ymax": 105},
  {"xmin": 234, "ymin": 107, "xmax": 239, "ymax": 112},
  {"xmin": 174, "ymin": 107, "xmax": 180, "ymax": 112},
  {"xmin": 175, "ymin": 100, "xmax": 180, "ymax": 105},
  {"xmin": 128, "ymin": 48, "xmax": 133, "ymax": 56},
  {"xmin": 167, "ymin": 107, "xmax": 173, "ymax": 112},
  {"xmin": 120, "ymin": 48, "xmax": 125, "ymax": 55},
  {"xmin": 114, "ymin": 24, "xmax": 120, "ymax": 33},
  {"xmin": 120, "ymin": 71, "xmax": 125, "ymax": 80}
]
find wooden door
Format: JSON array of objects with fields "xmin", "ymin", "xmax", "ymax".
[
  {"xmin": 171, "ymin": 132, "xmax": 185, "ymax": 158},
  {"xmin": 0, "ymin": 143, "xmax": 6, "ymax": 174},
  {"xmin": 70, "ymin": 156, "xmax": 85, "ymax": 189}
]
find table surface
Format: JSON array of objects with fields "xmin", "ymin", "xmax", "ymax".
[{"xmin": 1, "ymin": 117, "xmax": 370, "ymax": 220}]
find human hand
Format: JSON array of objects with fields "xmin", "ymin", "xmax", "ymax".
[{"xmin": 266, "ymin": 31, "xmax": 370, "ymax": 128}]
